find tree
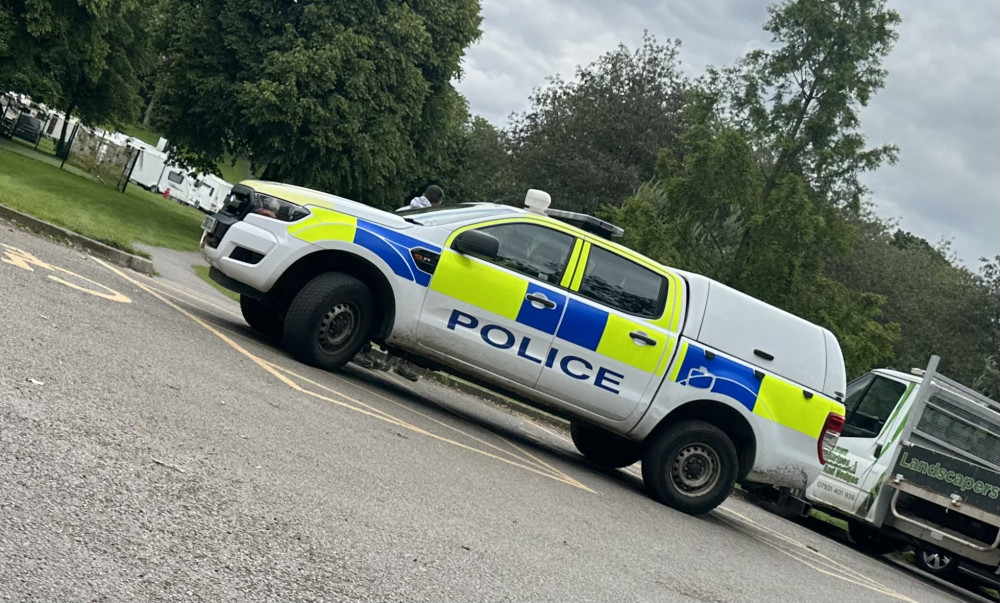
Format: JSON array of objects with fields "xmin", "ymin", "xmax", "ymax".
[
  {"xmin": 0, "ymin": 0, "xmax": 154, "ymax": 150},
  {"xmin": 153, "ymin": 0, "xmax": 481, "ymax": 209},
  {"xmin": 447, "ymin": 116, "xmax": 517, "ymax": 203},
  {"xmin": 712, "ymin": 0, "xmax": 900, "ymax": 285},
  {"xmin": 506, "ymin": 33, "xmax": 688, "ymax": 214},
  {"xmin": 828, "ymin": 220, "xmax": 999, "ymax": 387},
  {"xmin": 608, "ymin": 103, "xmax": 898, "ymax": 376}
]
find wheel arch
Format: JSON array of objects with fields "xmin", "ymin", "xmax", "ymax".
[
  {"xmin": 269, "ymin": 249, "xmax": 397, "ymax": 340},
  {"xmin": 648, "ymin": 399, "xmax": 758, "ymax": 480}
]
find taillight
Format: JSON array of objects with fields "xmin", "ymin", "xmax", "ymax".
[{"xmin": 818, "ymin": 412, "xmax": 844, "ymax": 465}]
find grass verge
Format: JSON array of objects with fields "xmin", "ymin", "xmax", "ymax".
[
  {"xmin": 0, "ymin": 149, "xmax": 204, "ymax": 253},
  {"xmin": 192, "ymin": 265, "xmax": 239, "ymax": 302}
]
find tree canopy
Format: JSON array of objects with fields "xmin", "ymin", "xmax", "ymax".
[{"xmin": 153, "ymin": 0, "xmax": 481, "ymax": 209}]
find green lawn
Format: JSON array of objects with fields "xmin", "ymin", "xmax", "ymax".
[
  {"xmin": 0, "ymin": 149, "xmax": 204, "ymax": 253},
  {"xmin": 192, "ymin": 264, "xmax": 239, "ymax": 301},
  {"xmin": 122, "ymin": 123, "xmax": 164, "ymax": 147}
]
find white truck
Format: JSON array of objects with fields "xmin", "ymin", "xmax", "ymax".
[
  {"xmin": 772, "ymin": 356, "xmax": 1000, "ymax": 592},
  {"xmin": 200, "ymin": 182, "xmax": 848, "ymax": 515}
]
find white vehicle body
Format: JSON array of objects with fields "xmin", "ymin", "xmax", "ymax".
[
  {"xmin": 156, "ymin": 165, "xmax": 197, "ymax": 205},
  {"xmin": 200, "ymin": 181, "xmax": 849, "ymax": 515},
  {"xmin": 804, "ymin": 357, "xmax": 1000, "ymax": 589},
  {"xmin": 192, "ymin": 175, "xmax": 232, "ymax": 213},
  {"xmin": 128, "ymin": 143, "xmax": 169, "ymax": 191}
]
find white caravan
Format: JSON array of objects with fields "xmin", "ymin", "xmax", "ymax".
[{"xmin": 192, "ymin": 174, "xmax": 233, "ymax": 213}]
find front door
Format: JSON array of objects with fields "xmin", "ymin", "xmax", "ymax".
[{"xmin": 417, "ymin": 221, "xmax": 577, "ymax": 387}]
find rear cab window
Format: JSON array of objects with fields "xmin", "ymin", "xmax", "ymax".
[{"xmin": 577, "ymin": 244, "xmax": 668, "ymax": 319}]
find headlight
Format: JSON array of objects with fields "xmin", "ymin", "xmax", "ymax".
[{"xmin": 251, "ymin": 193, "xmax": 311, "ymax": 222}]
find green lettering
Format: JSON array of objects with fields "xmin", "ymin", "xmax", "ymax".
[
  {"xmin": 945, "ymin": 470, "xmax": 955, "ymax": 482},
  {"xmin": 899, "ymin": 452, "xmax": 911, "ymax": 468},
  {"xmin": 974, "ymin": 481, "xmax": 986, "ymax": 495},
  {"xmin": 990, "ymin": 486, "xmax": 1000, "ymax": 500}
]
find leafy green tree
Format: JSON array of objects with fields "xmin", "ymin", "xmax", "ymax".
[
  {"xmin": 153, "ymin": 0, "xmax": 481, "ymax": 208},
  {"xmin": 447, "ymin": 116, "xmax": 517, "ymax": 203},
  {"xmin": 609, "ymin": 105, "xmax": 898, "ymax": 376},
  {"xmin": 711, "ymin": 0, "xmax": 900, "ymax": 285},
  {"xmin": 0, "ymin": 0, "xmax": 154, "ymax": 149},
  {"xmin": 828, "ymin": 220, "xmax": 998, "ymax": 386},
  {"xmin": 506, "ymin": 33, "xmax": 688, "ymax": 214}
]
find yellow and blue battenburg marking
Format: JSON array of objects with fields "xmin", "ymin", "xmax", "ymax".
[
  {"xmin": 671, "ymin": 342, "xmax": 844, "ymax": 439},
  {"xmin": 289, "ymin": 208, "xmax": 440, "ymax": 286}
]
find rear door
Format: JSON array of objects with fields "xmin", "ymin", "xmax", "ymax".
[
  {"xmin": 534, "ymin": 241, "xmax": 684, "ymax": 423},
  {"xmin": 417, "ymin": 220, "xmax": 579, "ymax": 387}
]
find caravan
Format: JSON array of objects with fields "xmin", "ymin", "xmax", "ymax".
[
  {"xmin": 192, "ymin": 174, "xmax": 232, "ymax": 213},
  {"xmin": 128, "ymin": 142, "xmax": 169, "ymax": 191},
  {"xmin": 156, "ymin": 165, "xmax": 197, "ymax": 205}
]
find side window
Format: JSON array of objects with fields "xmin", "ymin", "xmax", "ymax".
[
  {"xmin": 843, "ymin": 376, "xmax": 907, "ymax": 438},
  {"xmin": 477, "ymin": 223, "xmax": 574, "ymax": 285},
  {"xmin": 578, "ymin": 246, "xmax": 667, "ymax": 318},
  {"xmin": 167, "ymin": 171, "xmax": 185, "ymax": 185}
]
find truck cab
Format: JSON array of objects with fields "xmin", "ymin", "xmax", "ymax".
[{"xmin": 805, "ymin": 357, "xmax": 1000, "ymax": 592}]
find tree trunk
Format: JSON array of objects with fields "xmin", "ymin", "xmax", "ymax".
[
  {"xmin": 142, "ymin": 97, "xmax": 155, "ymax": 127},
  {"xmin": 57, "ymin": 102, "xmax": 77, "ymax": 158}
]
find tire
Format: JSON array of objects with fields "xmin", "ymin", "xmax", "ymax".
[
  {"xmin": 570, "ymin": 421, "xmax": 641, "ymax": 469},
  {"xmin": 240, "ymin": 295, "xmax": 283, "ymax": 338},
  {"xmin": 915, "ymin": 547, "xmax": 959, "ymax": 579},
  {"xmin": 282, "ymin": 272, "xmax": 374, "ymax": 371},
  {"xmin": 847, "ymin": 520, "xmax": 898, "ymax": 555},
  {"xmin": 641, "ymin": 420, "xmax": 738, "ymax": 515}
]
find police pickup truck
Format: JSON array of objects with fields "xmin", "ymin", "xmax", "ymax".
[
  {"xmin": 800, "ymin": 356, "xmax": 1000, "ymax": 592},
  {"xmin": 201, "ymin": 182, "xmax": 847, "ymax": 515}
]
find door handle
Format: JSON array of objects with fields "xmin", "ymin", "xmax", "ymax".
[
  {"xmin": 629, "ymin": 331, "xmax": 657, "ymax": 346},
  {"xmin": 525, "ymin": 293, "xmax": 557, "ymax": 309}
]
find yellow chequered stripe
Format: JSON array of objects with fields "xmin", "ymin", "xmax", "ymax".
[
  {"xmin": 288, "ymin": 207, "xmax": 357, "ymax": 243},
  {"xmin": 431, "ymin": 251, "xmax": 527, "ymax": 320},
  {"xmin": 569, "ymin": 243, "xmax": 590, "ymax": 290},
  {"xmin": 596, "ymin": 313, "xmax": 667, "ymax": 373},
  {"xmin": 754, "ymin": 375, "xmax": 846, "ymax": 438}
]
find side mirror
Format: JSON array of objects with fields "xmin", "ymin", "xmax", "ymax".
[{"xmin": 452, "ymin": 230, "xmax": 499, "ymax": 259}]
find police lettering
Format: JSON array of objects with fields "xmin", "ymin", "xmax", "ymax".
[{"xmin": 447, "ymin": 309, "xmax": 626, "ymax": 394}]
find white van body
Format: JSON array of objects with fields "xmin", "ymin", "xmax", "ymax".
[
  {"xmin": 192, "ymin": 175, "xmax": 233, "ymax": 213},
  {"xmin": 157, "ymin": 165, "xmax": 197, "ymax": 205},
  {"xmin": 128, "ymin": 143, "xmax": 169, "ymax": 191}
]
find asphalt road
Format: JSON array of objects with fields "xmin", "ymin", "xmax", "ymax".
[{"xmin": 0, "ymin": 223, "xmax": 991, "ymax": 602}]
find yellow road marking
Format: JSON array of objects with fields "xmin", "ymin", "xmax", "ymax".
[
  {"xmin": 1, "ymin": 244, "xmax": 131, "ymax": 303},
  {"xmin": 264, "ymin": 360, "xmax": 589, "ymax": 488},
  {"xmin": 136, "ymin": 274, "xmax": 242, "ymax": 320},
  {"xmin": 716, "ymin": 506, "xmax": 918, "ymax": 602},
  {"xmin": 94, "ymin": 258, "xmax": 596, "ymax": 493}
]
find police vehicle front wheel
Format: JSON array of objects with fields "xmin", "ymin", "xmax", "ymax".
[
  {"xmin": 570, "ymin": 421, "xmax": 641, "ymax": 469},
  {"xmin": 283, "ymin": 272, "xmax": 374, "ymax": 371},
  {"xmin": 641, "ymin": 420, "xmax": 737, "ymax": 515}
]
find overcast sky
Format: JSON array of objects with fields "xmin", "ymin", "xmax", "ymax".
[{"xmin": 454, "ymin": 0, "xmax": 1000, "ymax": 269}]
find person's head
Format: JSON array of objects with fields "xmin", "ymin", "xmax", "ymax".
[{"xmin": 424, "ymin": 185, "xmax": 443, "ymax": 205}]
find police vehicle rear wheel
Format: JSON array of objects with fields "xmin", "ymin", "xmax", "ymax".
[
  {"xmin": 641, "ymin": 420, "xmax": 737, "ymax": 515},
  {"xmin": 570, "ymin": 421, "xmax": 641, "ymax": 469},
  {"xmin": 240, "ymin": 295, "xmax": 283, "ymax": 337},
  {"xmin": 283, "ymin": 272, "xmax": 374, "ymax": 371}
]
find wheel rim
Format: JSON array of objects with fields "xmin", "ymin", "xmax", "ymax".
[
  {"xmin": 922, "ymin": 551, "xmax": 952, "ymax": 571},
  {"xmin": 317, "ymin": 302, "xmax": 357, "ymax": 352},
  {"xmin": 670, "ymin": 443, "xmax": 721, "ymax": 497}
]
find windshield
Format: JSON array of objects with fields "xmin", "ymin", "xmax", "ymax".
[{"xmin": 403, "ymin": 204, "xmax": 514, "ymax": 226}]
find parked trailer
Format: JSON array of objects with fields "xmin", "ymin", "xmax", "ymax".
[
  {"xmin": 127, "ymin": 143, "xmax": 169, "ymax": 191},
  {"xmin": 156, "ymin": 165, "xmax": 198, "ymax": 205},
  {"xmin": 192, "ymin": 174, "xmax": 233, "ymax": 213}
]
